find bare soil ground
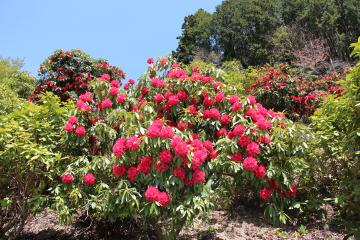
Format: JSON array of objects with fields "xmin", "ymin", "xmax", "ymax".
[{"xmin": 19, "ymin": 206, "xmax": 349, "ymax": 240}]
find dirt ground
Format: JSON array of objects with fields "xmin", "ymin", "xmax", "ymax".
[{"xmin": 19, "ymin": 206, "xmax": 349, "ymax": 240}]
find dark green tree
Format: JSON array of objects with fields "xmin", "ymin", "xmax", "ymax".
[
  {"xmin": 208, "ymin": 0, "xmax": 282, "ymax": 65},
  {"xmin": 174, "ymin": 9, "xmax": 213, "ymax": 64}
]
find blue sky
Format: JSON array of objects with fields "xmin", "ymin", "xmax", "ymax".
[{"xmin": 0, "ymin": 1, "xmax": 222, "ymax": 80}]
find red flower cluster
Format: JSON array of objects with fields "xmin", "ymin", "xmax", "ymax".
[
  {"xmin": 145, "ymin": 186, "xmax": 170, "ymax": 207},
  {"xmin": 30, "ymin": 49, "xmax": 125, "ymax": 102},
  {"xmin": 247, "ymin": 65, "xmax": 344, "ymax": 120}
]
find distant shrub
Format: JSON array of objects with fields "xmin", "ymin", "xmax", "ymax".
[
  {"xmin": 0, "ymin": 93, "xmax": 71, "ymax": 238},
  {"xmin": 29, "ymin": 49, "xmax": 125, "ymax": 102},
  {"xmin": 247, "ymin": 64, "xmax": 344, "ymax": 121}
]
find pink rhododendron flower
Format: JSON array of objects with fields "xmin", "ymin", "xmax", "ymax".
[
  {"xmin": 215, "ymin": 92, "xmax": 225, "ymax": 103},
  {"xmin": 231, "ymin": 152, "xmax": 243, "ymax": 163},
  {"xmin": 126, "ymin": 136, "xmax": 141, "ymax": 151},
  {"xmin": 257, "ymin": 135, "xmax": 271, "ymax": 145},
  {"xmin": 220, "ymin": 114, "xmax": 230, "ymax": 125},
  {"xmin": 187, "ymin": 105, "xmax": 197, "ymax": 115},
  {"xmin": 177, "ymin": 121, "xmax": 186, "ymax": 131},
  {"xmin": 159, "ymin": 126, "xmax": 174, "ymax": 139},
  {"xmin": 247, "ymin": 95, "xmax": 257, "ymax": 105},
  {"xmin": 159, "ymin": 149, "xmax": 173, "ymax": 164},
  {"xmin": 233, "ymin": 125, "xmax": 246, "ymax": 136},
  {"xmin": 76, "ymin": 100, "xmax": 90, "ymax": 112},
  {"xmin": 154, "ymin": 93, "xmax": 165, "ymax": 103},
  {"xmin": 83, "ymin": 173, "xmax": 95, "ymax": 186},
  {"xmin": 116, "ymin": 93, "xmax": 126, "ymax": 103},
  {"xmin": 256, "ymin": 118, "xmax": 272, "ymax": 130},
  {"xmin": 229, "ymin": 95, "xmax": 239, "ymax": 104},
  {"xmin": 137, "ymin": 156, "xmax": 152, "ymax": 174},
  {"xmin": 255, "ymin": 164, "xmax": 267, "ymax": 179},
  {"xmin": 64, "ymin": 123, "xmax": 74, "ymax": 133},
  {"xmin": 238, "ymin": 136, "xmax": 251, "ymax": 147},
  {"xmin": 110, "ymin": 80, "xmax": 119, "ymax": 88},
  {"xmin": 79, "ymin": 92, "xmax": 93, "ymax": 102},
  {"xmin": 173, "ymin": 167, "xmax": 186, "ymax": 181},
  {"xmin": 246, "ymin": 142, "xmax": 260, "ymax": 156},
  {"xmin": 61, "ymin": 173, "xmax": 74, "ymax": 184},
  {"xmin": 192, "ymin": 169, "xmax": 205, "ymax": 184},
  {"xmin": 141, "ymin": 86, "xmax": 149, "ymax": 96},
  {"xmin": 171, "ymin": 136, "xmax": 188, "ymax": 157},
  {"xmin": 216, "ymin": 128, "xmax": 227, "ymax": 138},
  {"xmin": 112, "ymin": 163, "xmax": 127, "ymax": 177},
  {"xmin": 112, "ymin": 137, "xmax": 126, "ymax": 157},
  {"xmin": 75, "ymin": 126, "xmax": 86, "ymax": 137},
  {"xmin": 100, "ymin": 73, "xmax": 110, "ymax": 81},
  {"xmin": 167, "ymin": 95, "xmax": 179, "ymax": 107},
  {"xmin": 243, "ymin": 157, "xmax": 258, "ymax": 172},
  {"xmin": 259, "ymin": 188, "xmax": 273, "ymax": 200},
  {"xmin": 100, "ymin": 98, "xmax": 113, "ymax": 109},
  {"xmin": 157, "ymin": 191, "xmax": 170, "ymax": 207},
  {"xmin": 232, "ymin": 101, "xmax": 242, "ymax": 111},
  {"xmin": 209, "ymin": 108, "xmax": 220, "ymax": 120},
  {"xmin": 203, "ymin": 97, "xmax": 214, "ymax": 107},
  {"xmin": 109, "ymin": 87, "xmax": 119, "ymax": 96},
  {"xmin": 127, "ymin": 167, "xmax": 138, "ymax": 181},
  {"xmin": 68, "ymin": 116, "xmax": 78, "ymax": 125},
  {"xmin": 145, "ymin": 185, "xmax": 159, "ymax": 202},
  {"xmin": 177, "ymin": 90, "xmax": 187, "ymax": 101}
]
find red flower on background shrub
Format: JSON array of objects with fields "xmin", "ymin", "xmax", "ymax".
[
  {"xmin": 230, "ymin": 152, "xmax": 242, "ymax": 162},
  {"xmin": 243, "ymin": 157, "xmax": 258, "ymax": 172},
  {"xmin": 113, "ymin": 137, "xmax": 126, "ymax": 157},
  {"xmin": 255, "ymin": 164, "xmax": 267, "ymax": 179},
  {"xmin": 68, "ymin": 116, "xmax": 78, "ymax": 124},
  {"xmin": 137, "ymin": 156, "xmax": 152, "ymax": 174},
  {"xmin": 171, "ymin": 136, "xmax": 188, "ymax": 157},
  {"xmin": 64, "ymin": 123, "xmax": 74, "ymax": 133},
  {"xmin": 145, "ymin": 185, "xmax": 160, "ymax": 202},
  {"xmin": 127, "ymin": 167, "xmax": 138, "ymax": 181},
  {"xmin": 84, "ymin": 173, "xmax": 95, "ymax": 186},
  {"xmin": 173, "ymin": 167, "xmax": 186, "ymax": 181},
  {"xmin": 238, "ymin": 136, "xmax": 251, "ymax": 147},
  {"xmin": 233, "ymin": 125, "xmax": 246, "ymax": 137},
  {"xmin": 259, "ymin": 188, "xmax": 273, "ymax": 200},
  {"xmin": 112, "ymin": 163, "xmax": 127, "ymax": 177},
  {"xmin": 116, "ymin": 93, "xmax": 126, "ymax": 103},
  {"xmin": 100, "ymin": 98, "xmax": 113, "ymax": 110},
  {"xmin": 246, "ymin": 142, "xmax": 260, "ymax": 156},
  {"xmin": 61, "ymin": 173, "xmax": 74, "ymax": 185},
  {"xmin": 288, "ymin": 184, "xmax": 297, "ymax": 197},
  {"xmin": 159, "ymin": 149, "xmax": 173, "ymax": 164},
  {"xmin": 192, "ymin": 169, "xmax": 205, "ymax": 184},
  {"xmin": 75, "ymin": 126, "xmax": 86, "ymax": 137},
  {"xmin": 157, "ymin": 191, "xmax": 170, "ymax": 207},
  {"xmin": 126, "ymin": 136, "xmax": 141, "ymax": 151}
]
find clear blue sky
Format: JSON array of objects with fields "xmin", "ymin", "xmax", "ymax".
[{"xmin": 0, "ymin": 0, "xmax": 222, "ymax": 80}]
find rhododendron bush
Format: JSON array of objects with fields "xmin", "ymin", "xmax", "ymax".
[
  {"xmin": 247, "ymin": 64, "xmax": 344, "ymax": 121},
  {"xmin": 29, "ymin": 49, "xmax": 125, "ymax": 102},
  {"xmin": 54, "ymin": 57, "xmax": 301, "ymax": 238}
]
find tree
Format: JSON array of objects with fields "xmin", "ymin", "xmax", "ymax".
[
  {"xmin": 174, "ymin": 9, "xmax": 213, "ymax": 64},
  {"xmin": 209, "ymin": 0, "xmax": 282, "ymax": 65},
  {"xmin": 0, "ymin": 58, "xmax": 35, "ymax": 114},
  {"xmin": 30, "ymin": 49, "xmax": 125, "ymax": 102}
]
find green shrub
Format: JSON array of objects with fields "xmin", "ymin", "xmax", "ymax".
[
  {"xmin": 0, "ymin": 93, "xmax": 71, "ymax": 238},
  {"xmin": 30, "ymin": 49, "xmax": 125, "ymax": 102},
  {"xmin": 0, "ymin": 58, "xmax": 36, "ymax": 114}
]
